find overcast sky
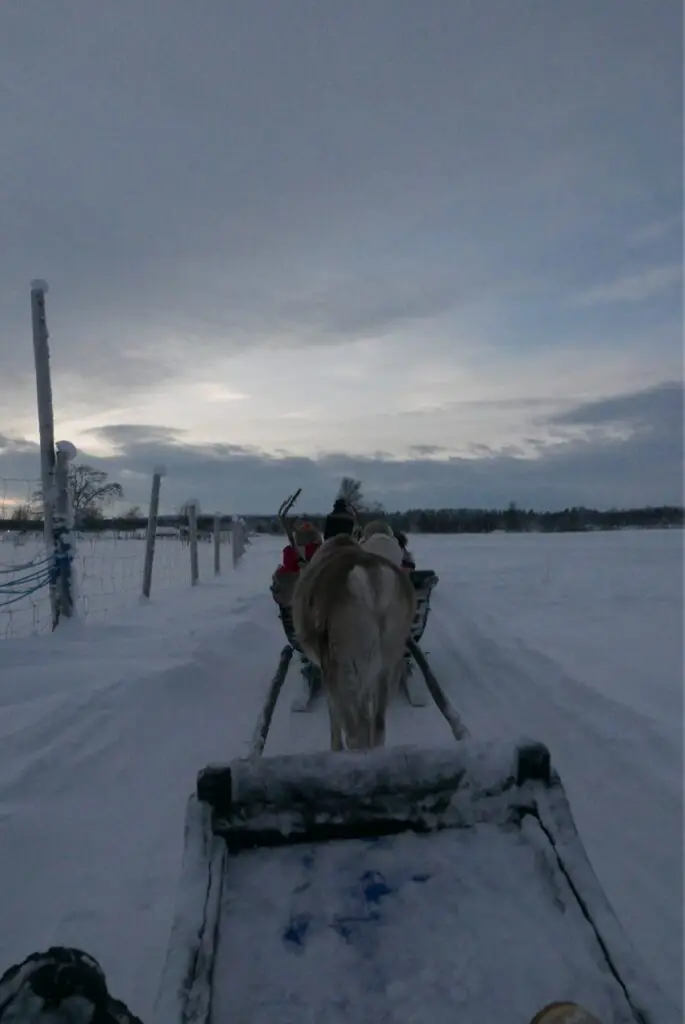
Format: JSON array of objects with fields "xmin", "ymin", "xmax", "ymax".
[{"xmin": 0, "ymin": 0, "xmax": 682, "ymax": 514}]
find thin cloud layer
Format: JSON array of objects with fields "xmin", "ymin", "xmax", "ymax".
[
  {"xmin": 0, "ymin": 1, "xmax": 682, "ymax": 506},
  {"xmin": 1, "ymin": 383, "xmax": 681, "ymax": 514}
]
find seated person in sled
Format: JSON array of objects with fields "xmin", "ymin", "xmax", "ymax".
[
  {"xmin": 271, "ymin": 495, "xmax": 355, "ymax": 610},
  {"xmin": 359, "ymin": 520, "xmax": 404, "ymax": 567},
  {"xmin": 323, "ymin": 497, "xmax": 356, "ymax": 540},
  {"xmin": 394, "ymin": 529, "xmax": 416, "ymax": 570},
  {"xmin": 271, "ymin": 521, "xmax": 323, "ymax": 607},
  {"xmin": 359, "ymin": 520, "xmax": 416, "ymax": 572}
]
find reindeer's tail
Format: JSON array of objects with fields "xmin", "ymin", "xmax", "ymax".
[{"xmin": 325, "ymin": 563, "xmax": 406, "ymax": 749}]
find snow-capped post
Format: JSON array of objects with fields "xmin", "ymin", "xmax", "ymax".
[
  {"xmin": 53, "ymin": 440, "xmax": 78, "ymax": 621},
  {"xmin": 187, "ymin": 500, "xmax": 200, "ymax": 585},
  {"xmin": 142, "ymin": 466, "xmax": 165, "ymax": 599},
  {"xmin": 213, "ymin": 513, "xmax": 221, "ymax": 575},
  {"xmin": 30, "ymin": 279, "xmax": 59, "ymax": 628},
  {"xmin": 231, "ymin": 515, "xmax": 247, "ymax": 566},
  {"xmin": 231, "ymin": 514, "xmax": 240, "ymax": 569}
]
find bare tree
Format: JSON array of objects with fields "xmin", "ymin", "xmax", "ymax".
[
  {"xmin": 34, "ymin": 463, "xmax": 124, "ymax": 524},
  {"xmin": 10, "ymin": 503, "xmax": 34, "ymax": 522},
  {"xmin": 337, "ymin": 477, "xmax": 364, "ymax": 511},
  {"xmin": 336, "ymin": 477, "xmax": 385, "ymax": 516},
  {"xmin": 69, "ymin": 464, "xmax": 124, "ymax": 520}
]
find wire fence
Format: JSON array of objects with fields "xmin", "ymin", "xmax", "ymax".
[{"xmin": 0, "ymin": 477, "xmax": 250, "ymax": 640}]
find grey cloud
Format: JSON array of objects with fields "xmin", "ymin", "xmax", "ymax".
[
  {"xmin": 574, "ymin": 265, "xmax": 682, "ymax": 307},
  {"xmin": 0, "ymin": 434, "xmax": 36, "ymax": 457},
  {"xmin": 0, "ymin": 0, "xmax": 681, "ymax": 400},
  {"xmin": 0, "ymin": 435, "xmax": 42, "ymax": 506},
  {"xmin": 466, "ymin": 443, "xmax": 497, "ymax": 457},
  {"xmin": 547, "ymin": 381, "xmax": 683, "ymax": 432},
  {"xmin": 85, "ymin": 424, "xmax": 186, "ymax": 448},
  {"xmin": 280, "ymin": 275, "xmax": 461, "ymax": 341},
  {"xmin": 2, "ymin": 382, "xmax": 681, "ymax": 513},
  {"xmin": 409, "ymin": 445, "xmax": 449, "ymax": 456},
  {"xmin": 628, "ymin": 215, "xmax": 683, "ymax": 249}
]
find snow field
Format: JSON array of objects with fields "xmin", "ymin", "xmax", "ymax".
[{"xmin": 0, "ymin": 529, "xmax": 681, "ymax": 1020}]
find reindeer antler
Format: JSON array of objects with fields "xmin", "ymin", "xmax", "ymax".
[{"xmin": 277, "ymin": 488, "xmax": 302, "ymax": 557}]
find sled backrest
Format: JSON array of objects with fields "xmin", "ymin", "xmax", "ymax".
[{"xmin": 197, "ymin": 739, "xmax": 551, "ymax": 849}]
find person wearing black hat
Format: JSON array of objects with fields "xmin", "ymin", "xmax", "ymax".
[
  {"xmin": 393, "ymin": 528, "xmax": 416, "ymax": 570},
  {"xmin": 323, "ymin": 497, "xmax": 356, "ymax": 540}
]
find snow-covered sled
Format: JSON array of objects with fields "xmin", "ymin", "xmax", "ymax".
[
  {"xmin": 156, "ymin": 738, "xmax": 676, "ymax": 1024},
  {"xmin": 276, "ymin": 567, "xmax": 440, "ymax": 711}
]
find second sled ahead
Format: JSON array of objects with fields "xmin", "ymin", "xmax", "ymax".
[{"xmin": 155, "ymin": 739, "xmax": 676, "ymax": 1024}]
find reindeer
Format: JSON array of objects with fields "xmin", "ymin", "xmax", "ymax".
[{"xmin": 292, "ymin": 534, "xmax": 417, "ymax": 751}]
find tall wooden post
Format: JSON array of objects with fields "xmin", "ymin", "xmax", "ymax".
[
  {"xmin": 53, "ymin": 440, "xmax": 78, "ymax": 619},
  {"xmin": 231, "ymin": 516, "xmax": 239, "ymax": 569},
  {"xmin": 213, "ymin": 513, "xmax": 221, "ymax": 575},
  {"xmin": 30, "ymin": 279, "xmax": 59, "ymax": 628},
  {"xmin": 188, "ymin": 501, "xmax": 199, "ymax": 585},
  {"xmin": 142, "ymin": 468, "xmax": 165, "ymax": 598}
]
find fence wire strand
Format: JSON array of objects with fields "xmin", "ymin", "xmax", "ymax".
[{"xmin": 1, "ymin": 483, "xmax": 248, "ymax": 639}]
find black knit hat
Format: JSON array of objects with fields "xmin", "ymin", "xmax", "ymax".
[{"xmin": 324, "ymin": 502, "xmax": 355, "ymax": 540}]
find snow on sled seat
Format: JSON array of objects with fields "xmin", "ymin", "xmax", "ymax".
[{"xmin": 155, "ymin": 740, "xmax": 676, "ymax": 1024}]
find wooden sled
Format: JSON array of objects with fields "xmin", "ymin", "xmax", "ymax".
[{"xmin": 156, "ymin": 740, "xmax": 676, "ymax": 1024}]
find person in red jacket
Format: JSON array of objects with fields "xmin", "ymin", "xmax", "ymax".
[{"xmin": 271, "ymin": 521, "xmax": 322, "ymax": 605}]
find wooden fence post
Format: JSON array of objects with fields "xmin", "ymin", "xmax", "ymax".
[
  {"xmin": 30, "ymin": 278, "xmax": 59, "ymax": 628},
  {"xmin": 53, "ymin": 440, "xmax": 78, "ymax": 619},
  {"xmin": 188, "ymin": 501, "xmax": 199, "ymax": 585},
  {"xmin": 142, "ymin": 467, "xmax": 164, "ymax": 598},
  {"xmin": 213, "ymin": 513, "xmax": 221, "ymax": 575},
  {"xmin": 231, "ymin": 516, "xmax": 239, "ymax": 569}
]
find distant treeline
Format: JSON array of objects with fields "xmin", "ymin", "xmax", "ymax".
[
  {"xmin": 0, "ymin": 513, "xmax": 235, "ymax": 534},
  {"xmin": 388, "ymin": 504, "xmax": 684, "ymax": 534},
  {"xmin": 2, "ymin": 504, "xmax": 683, "ymax": 535},
  {"xmin": 250, "ymin": 504, "xmax": 683, "ymax": 535}
]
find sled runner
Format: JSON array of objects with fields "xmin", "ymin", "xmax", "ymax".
[{"xmin": 156, "ymin": 738, "xmax": 675, "ymax": 1024}]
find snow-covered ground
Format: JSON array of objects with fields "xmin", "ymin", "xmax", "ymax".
[
  {"xmin": 0, "ymin": 531, "xmax": 231, "ymax": 638},
  {"xmin": 0, "ymin": 529, "xmax": 681, "ymax": 1020}
]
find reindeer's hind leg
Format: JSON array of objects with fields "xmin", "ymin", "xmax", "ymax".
[
  {"xmin": 372, "ymin": 667, "xmax": 395, "ymax": 748},
  {"xmin": 329, "ymin": 702, "xmax": 343, "ymax": 751},
  {"xmin": 373, "ymin": 705, "xmax": 387, "ymax": 748}
]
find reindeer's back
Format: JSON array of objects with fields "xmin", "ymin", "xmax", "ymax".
[{"xmin": 292, "ymin": 543, "xmax": 416, "ymax": 655}]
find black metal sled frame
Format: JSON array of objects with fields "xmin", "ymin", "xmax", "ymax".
[
  {"xmin": 277, "ymin": 568, "xmax": 440, "ymax": 709},
  {"xmin": 155, "ymin": 740, "xmax": 676, "ymax": 1024}
]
